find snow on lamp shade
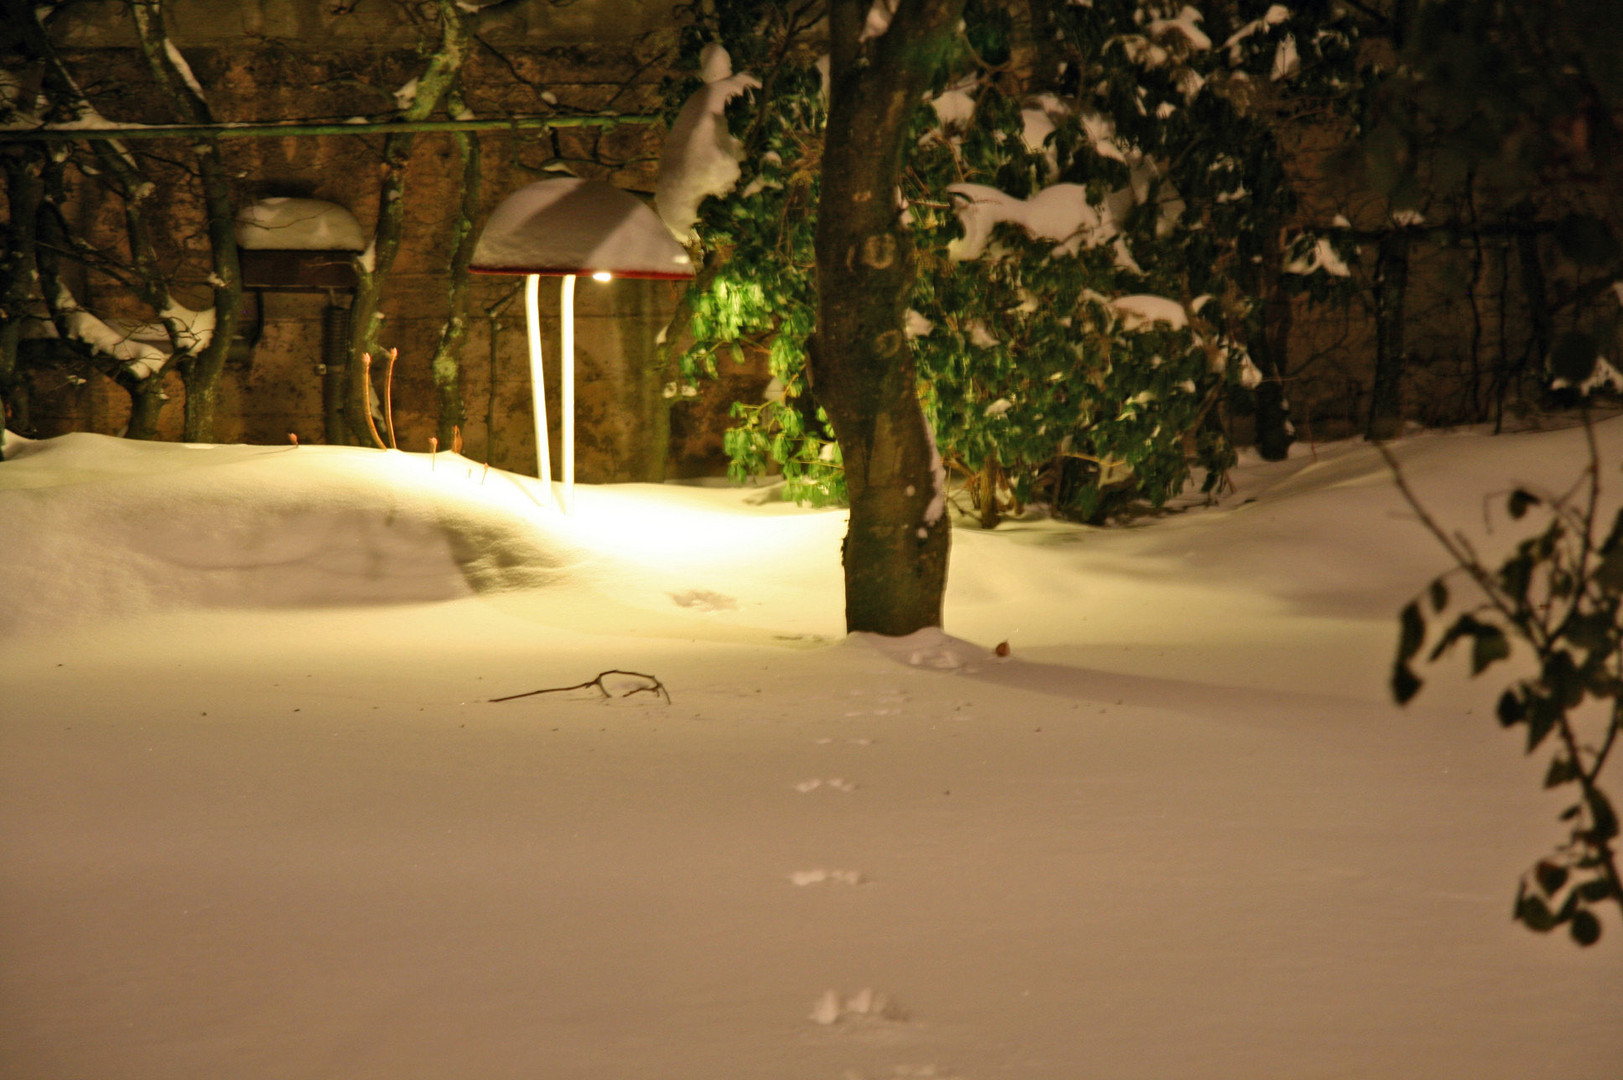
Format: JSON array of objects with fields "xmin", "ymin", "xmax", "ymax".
[
  {"xmin": 234, "ymin": 198, "xmax": 367, "ymax": 251},
  {"xmin": 470, "ymin": 178, "xmax": 694, "ymax": 511}
]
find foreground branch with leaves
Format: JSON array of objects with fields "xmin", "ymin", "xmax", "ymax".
[{"xmin": 1385, "ymin": 430, "xmax": 1622, "ymax": 946}]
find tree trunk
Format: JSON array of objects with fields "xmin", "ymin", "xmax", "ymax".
[
  {"xmin": 1250, "ymin": 230, "xmax": 1294, "ymax": 460},
  {"xmin": 32, "ymin": 173, "xmax": 163, "ymax": 437},
  {"xmin": 0, "ymin": 149, "xmax": 44, "ymax": 450},
  {"xmin": 346, "ymin": 135, "xmax": 408, "ymax": 447},
  {"xmin": 812, "ymin": 0, "xmax": 965, "ymax": 636},
  {"xmin": 1515, "ymin": 223, "xmax": 1552, "ymax": 379},
  {"xmin": 977, "ymin": 453, "xmax": 1001, "ymax": 529},
  {"xmin": 347, "ymin": 0, "xmax": 470, "ymax": 446},
  {"xmin": 17, "ymin": 1, "xmax": 200, "ymax": 438},
  {"xmin": 177, "ymin": 138, "xmax": 240, "ymax": 445},
  {"xmin": 130, "ymin": 1, "xmax": 240, "ymax": 444},
  {"xmin": 122, "ymin": 371, "xmax": 166, "ymax": 439},
  {"xmin": 428, "ymin": 100, "xmax": 480, "ymax": 447},
  {"xmin": 1367, "ymin": 229, "xmax": 1411, "ymax": 440}
]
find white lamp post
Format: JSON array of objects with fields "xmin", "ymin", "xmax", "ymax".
[{"xmin": 470, "ymin": 178, "xmax": 695, "ymax": 511}]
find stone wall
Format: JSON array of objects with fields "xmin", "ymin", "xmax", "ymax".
[
  {"xmin": 15, "ymin": 0, "xmax": 1602, "ymax": 475},
  {"xmin": 16, "ymin": 0, "xmax": 759, "ymax": 481}
]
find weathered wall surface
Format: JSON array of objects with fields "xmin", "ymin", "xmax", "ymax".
[
  {"xmin": 16, "ymin": 0, "xmax": 756, "ymax": 481},
  {"xmin": 16, "ymin": 1, "xmax": 1598, "ymax": 477}
]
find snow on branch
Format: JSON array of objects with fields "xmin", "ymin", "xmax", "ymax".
[
  {"xmin": 161, "ymin": 39, "xmax": 207, "ymax": 101},
  {"xmin": 945, "ymin": 183, "xmax": 1121, "ymax": 260},
  {"xmin": 654, "ymin": 43, "xmax": 761, "ymax": 243},
  {"xmin": 50, "ymin": 284, "xmax": 171, "ymax": 379}
]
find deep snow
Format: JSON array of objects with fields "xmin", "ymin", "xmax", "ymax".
[{"xmin": 1, "ymin": 422, "xmax": 1619, "ymax": 1080}]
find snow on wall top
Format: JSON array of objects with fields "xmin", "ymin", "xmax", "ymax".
[
  {"xmin": 654, "ymin": 43, "xmax": 761, "ymax": 244},
  {"xmin": 471, "ymin": 177, "xmax": 695, "ymax": 279},
  {"xmin": 234, "ymin": 198, "xmax": 367, "ymax": 252}
]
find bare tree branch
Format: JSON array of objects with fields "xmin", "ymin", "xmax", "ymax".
[{"xmin": 490, "ymin": 670, "xmax": 672, "ymax": 704}]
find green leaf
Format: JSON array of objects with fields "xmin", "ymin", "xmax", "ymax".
[
  {"xmin": 1499, "ymin": 555, "xmax": 1534, "ymax": 602},
  {"xmin": 1535, "ymin": 860, "xmax": 1569, "ymax": 895},
  {"xmin": 1507, "ymin": 489, "xmax": 1540, "ymax": 520},
  {"xmin": 1517, "ymin": 892, "xmax": 1558, "ymax": 932},
  {"xmin": 1550, "ymin": 331, "xmax": 1599, "ymax": 385},
  {"xmin": 1526, "ymin": 695, "xmax": 1560, "ymax": 751},
  {"xmin": 1471, "ymin": 626, "xmax": 1511, "ymax": 675},
  {"xmin": 1577, "ymin": 879, "xmax": 1616, "ymax": 903},
  {"xmin": 1570, "ymin": 909, "xmax": 1602, "ymax": 946},
  {"xmin": 1543, "ymin": 755, "xmax": 1577, "ymax": 788},
  {"xmin": 1563, "ymin": 612, "xmax": 1612, "ymax": 653},
  {"xmin": 1398, "ymin": 602, "xmax": 1426, "ymax": 663},
  {"xmin": 1586, "ymin": 789, "xmax": 1619, "ymax": 843},
  {"xmin": 1392, "ymin": 662, "xmax": 1422, "ymax": 704},
  {"xmin": 1594, "ymin": 548, "xmax": 1623, "ymax": 593},
  {"xmin": 1543, "ymin": 650, "xmax": 1584, "ymax": 708}
]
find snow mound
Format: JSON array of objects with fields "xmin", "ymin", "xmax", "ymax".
[
  {"xmin": 0, "ymin": 434, "xmax": 573, "ymax": 634},
  {"xmin": 234, "ymin": 198, "xmax": 367, "ymax": 251},
  {"xmin": 848, "ymin": 627, "xmax": 990, "ymax": 672}
]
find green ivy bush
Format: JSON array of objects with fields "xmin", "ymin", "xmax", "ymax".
[{"xmin": 664, "ymin": 0, "xmax": 1357, "ymax": 521}]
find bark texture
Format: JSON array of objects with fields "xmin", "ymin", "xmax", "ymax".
[
  {"xmin": 131, "ymin": 0, "xmax": 241, "ymax": 444},
  {"xmin": 346, "ymin": 0, "xmax": 471, "ymax": 446},
  {"xmin": 1367, "ymin": 229, "xmax": 1411, "ymax": 441},
  {"xmin": 1251, "ymin": 231, "xmax": 1295, "ymax": 461},
  {"xmin": 812, "ymin": 0, "xmax": 965, "ymax": 636},
  {"xmin": 428, "ymin": 89, "xmax": 480, "ymax": 447},
  {"xmin": 0, "ymin": 151, "xmax": 43, "ymax": 447}
]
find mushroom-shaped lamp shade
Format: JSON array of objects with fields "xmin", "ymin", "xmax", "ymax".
[{"xmin": 470, "ymin": 178, "xmax": 695, "ymax": 510}]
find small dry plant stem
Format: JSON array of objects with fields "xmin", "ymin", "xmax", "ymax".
[
  {"xmin": 383, "ymin": 347, "xmax": 399, "ymax": 449},
  {"xmin": 361, "ymin": 352, "xmax": 387, "ymax": 449},
  {"xmin": 490, "ymin": 670, "xmax": 671, "ymax": 704}
]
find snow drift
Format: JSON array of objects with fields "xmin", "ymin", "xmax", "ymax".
[{"xmin": 2, "ymin": 421, "xmax": 1620, "ymax": 1080}]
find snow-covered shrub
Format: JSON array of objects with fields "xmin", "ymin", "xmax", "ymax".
[{"xmin": 659, "ymin": 0, "xmax": 1349, "ymax": 521}]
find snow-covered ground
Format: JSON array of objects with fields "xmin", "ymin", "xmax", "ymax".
[{"xmin": 2, "ymin": 422, "xmax": 1619, "ymax": 1080}]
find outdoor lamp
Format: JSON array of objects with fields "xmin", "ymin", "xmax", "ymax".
[{"xmin": 469, "ymin": 178, "xmax": 695, "ymax": 511}]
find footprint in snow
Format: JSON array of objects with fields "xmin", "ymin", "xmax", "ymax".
[
  {"xmin": 809, "ymin": 988, "xmax": 908, "ymax": 1025},
  {"xmin": 669, "ymin": 589, "xmax": 737, "ymax": 612},
  {"xmin": 788, "ymin": 868, "xmax": 865, "ymax": 886},
  {"xmin": 796, "ymin": 778, "xmax": 857, "ymax": 793}
]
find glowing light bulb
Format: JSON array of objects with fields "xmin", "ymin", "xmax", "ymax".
[{"xmin": 591, "ymin": 271, "xmax": 613, "ymax": 283}]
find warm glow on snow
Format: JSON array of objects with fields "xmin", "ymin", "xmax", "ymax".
[{"xmin": 2, "ymin": 423, "xmax": 1620, "ymax": 1079}]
